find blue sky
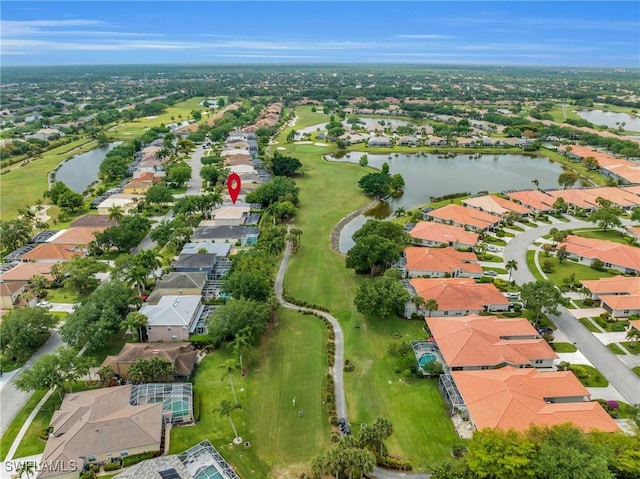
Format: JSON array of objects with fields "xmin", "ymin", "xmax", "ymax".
[{"xmin": 1, "ymin": 1, "xmax": 638, "ymax": 67}]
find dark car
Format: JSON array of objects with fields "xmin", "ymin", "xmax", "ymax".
[{"xmin": 537, "ymin": 327, "xmax": 553, "ymax": 335}]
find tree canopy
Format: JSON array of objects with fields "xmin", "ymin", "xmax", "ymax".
[
  {"xmin": 520, "ymin": 280, "xmax": 569, "ymax": 321},
  {"xmin": 270, "ymin": 151, "xmax": 303, "ymax": 177},
  {"xmin": 354, "ymin": 274, "xmax": 410, "ymax": 318},
  {"xmin": 0, "ymin": 307, "xmax": 57, "ymax": 363},
  {"xmin": 207, "ymin": 297, "xmax": 270, "ymax": 346}
]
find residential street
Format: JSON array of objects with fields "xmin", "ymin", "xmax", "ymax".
[
  {"xmin": 0, "ymin": 330, "xmax": 63, "ymax": 434},
  {"xmin": 503, "ymin": 218, "xmax": 640, "ymax": 405}
]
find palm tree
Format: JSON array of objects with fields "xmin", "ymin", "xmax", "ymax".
[
  {"xmin": 148, "ymin": 357, "xmax": 173, "ymax": 381},
  {"xmin": 531, "ymin": 179, "xmax": 539, "ymax": 189},
  {"xmin": 287, "ymin": 227, "xmax": 303, "ymax": 253},
  {"xmin": 505, "ymin": 259, "xmax": 518, "ymax": 283},
  {"xmin": 214, "ymin": 399, "xmax": 242, "ymax": 440},
  {"xmin": 424, "ymin": 299, "xmax": 439, "ymax": 318},
  {"xmin": 16, "ymin": 460, "xmax": 35, "ymax": 479},
  {"xmin": 136, "ymin": 249, "xmax": 162, "ymax": 280},
  {"xmin": 232, "ymin": 331, "xmax": 252, "ymax": 373},
  {"xmin": 219, "ymin": 359, "xmax": 239, "ymax": 404},
  {"xmin": 108, "ymin": 205, "xmax": 124, "ymax": 225},
  {"xmin": 98, "ymin": 366, "xmax": 115, "ymax": 386},
  {"xmin": 411, "ymin": 295, "xmax": 426, "ymax": 315},
  {"xmin": 19, "ymin": 289, "xmax": 35, "ymax": 307},
  {"xmin": 125, "ymin": 264, "xmax": 149, "ymax": 297},
  {"xmin": 121, "ymin": 311, "xmax": 148, "ymax": 343}
]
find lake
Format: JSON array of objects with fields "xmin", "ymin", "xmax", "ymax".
[
  {"xmin": 336, "ymin": 152, "xmax": 566, "ymax": 252},
  {"xmin": 55, "ymin": 142, "xmax": 121, "ymax": 193},
  {"xmin": 576, "ymin": 110, "xmax": 640, "ymax": 131}
]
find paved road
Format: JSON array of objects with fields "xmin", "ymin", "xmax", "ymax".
[
  {"xmin": 0, "ymin": 330, "xmax": 63, "ymax": 435},
  {"xmin": 503, "ymin": 219, "xmax": 640, "ymax": 405},
  {"xmin": 274, "ymin": 232, "xmax": 347, "ymax": 420}
]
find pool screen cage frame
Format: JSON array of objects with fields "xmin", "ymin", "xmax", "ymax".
[
  {"xmin": 178, "ymin": 440, "xmax": 240, "ymax": 479},
  {"xmin": 130, "ymin": 382, "xmax": 193, "ymax": 424}
]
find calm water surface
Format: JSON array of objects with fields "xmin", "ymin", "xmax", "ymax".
[
  {"xmin": 576, "ymin": 110, "xmax": 640, "ymax": 131},
  {"xmin": 337, "ymin": 152, "xmax": 566, "ymax": 252},
  {"xmin": 55, "ymin": 142, "xmax": 121, "ymax": 192}
]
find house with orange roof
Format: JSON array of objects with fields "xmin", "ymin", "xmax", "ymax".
[
  {"xmin": 403, "ymin": 246, "xmax": 482, "ymax": 279},
  {"xmin": 559, "ymin": 235, "xmax": 640, "ymax": 275},
  {"xmin": 446, "ymin": 366, "xmax": 620, "ymax": 433},
  {"xmin": 506, "ymin": 189, "xmax": 556, "ymax": 212},
  {"xmin": 581, "ymin": 275, "xmax": 640, "ymax": 298},
  {"xmin": 620, "ymin": 185, "xmax": 640, "ymax": 196},
  {"xmin": 626, "ymin": 226, "xmax": 640, "ymax": 242},
  {"xmin": 586, "ymin": 186, "xmax": 640, "ymax": 209},
  {"xmin": 463, "ymin": 194, "xmax": 531, "ymax": 217},
  {"xmin": 600, "ymin": 295, "xmax": 640, "ymax": 318},
  {"xmin": 560, "ymin": 145, "xmax": 640, "ymax": 184},
  {"xmin": 409, "ymin": 221, "xmax": 479, "ymax": 248},
  {"xmin": 629, "ymin": 320, "xmax": 640, "ymax": 335},
  {"xmin": 545, "ymin": 189, "xmax": 600, "ymax": 211},
  {"xmin": 123, "ymin": 172, "xmax": 162, "ymax": 195},
  {"xmin": 48, "ymin": 227, "xmax": 104, "ymax": 249},
  {"xmin": 21, "ymin": 243, "xmax": 85, "ymax": 263},
  {"xmin": 405, "ymin": 278, "xmax": 509, "ymax": 317},
  {"xmin": 427, "ymin": 314, "xmax": 557, "ymax": 371},
  {"xmin": 425, "ymin": 204, "xmax": 501, "ymax": 232},
  {"xmin": 0, "ymin": 262, "xmax": 54, "ymax": 282}
]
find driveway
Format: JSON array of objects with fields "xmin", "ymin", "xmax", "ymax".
[{"xmin": 503, "ymin": 219, "xmax": 640, "ymax": 405}]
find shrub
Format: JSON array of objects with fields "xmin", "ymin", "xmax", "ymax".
[
  {"xmin": 79, "ymin": 472, "xmax": 95, "ymax": 479},
  {"xmin": 376, "ymin": 454, "xmax": 413, "ymax": 471},
  {"xmin": 583, "ymin": 297, "xmax": 594, "ymax": 306},
  {"xmin": 591, "ymin": 259, "xmax": 605, "ymax": 271},
  {"xmin": 103, "ymin": 462, "xmax": 122, "ymax": 472},
  {"xmin": 122, "ymin": 451, "xmax": 157, "ymax": 467},
  {"xmin": 193, "ymin": 392, "xmax": 201, "ymax": 422},
  {"xmin": 331, "ymin": 432, "xmax": 341, "ymax": 443},
  {"xmin": 570, "ymin": 365, "xmax": 589, "ymax": 379},
  {"xmin": 343, "ymin": 359, "xmax": 355, "ymax": 372},
  {"xmin": 91, "ymin": 465, "xmax": 100, "ymax": 473}
]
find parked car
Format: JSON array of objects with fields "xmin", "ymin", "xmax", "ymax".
[
  {"xmin": 537, "ymin": 327, "xmax": 553, "ymax": 335},
  {"xmin": 484, "ymin": 270, "xmax": 498, "ymax": 277},
  {"xmin": 487, "ymin": 245, "xmax": 500, "ymax": 253},
  {"xmin": 37, "ymin": 301, "xmax": 52, "ymax": 308}
]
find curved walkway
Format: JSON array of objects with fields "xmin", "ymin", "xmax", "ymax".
[
  {"xmin": 275, "ymin": 230, "xmax": 432, "ymax": 478},
  {"xmin": 275, "ymin": 234, "xmax": 347, "ymax": 420},
  {"xmin": 503, "ymin": 218, "xmax": 640, "ymax": 405}
]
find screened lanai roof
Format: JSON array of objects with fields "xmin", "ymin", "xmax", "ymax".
[{"xmin": 130, "ymin": 383, "xmax": 193, "ymax": 423}]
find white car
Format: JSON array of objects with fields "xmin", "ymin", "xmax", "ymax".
[{"xmin": 37, "ymin": 301, "xmax": 52, "ymax": 308}]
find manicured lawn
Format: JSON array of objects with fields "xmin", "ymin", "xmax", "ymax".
[
  {"xmin": 291, "ymin": 105, "xmax": 330, "ymax": 130},
  {"xmin": 572, "ymin": 228, "xmax": 637, "ymax": 246},
  {"xmin": 478, "ymin": 253, "xmax": 503, "ymax": 263},
  {"xmin": 0, "ymin": 138, "xmax": 98, "ymax": 219},
  {"xmin": 569, "ymin": 364, "xmax": 609, "ymax": 387},
  {"xmin": 633, "ymin": 366, "xmax": 640, "ymax": 378},
  {"xmin": 171, "ymin": 310, "xmax": 329, "ymax": 478},
  {"xmin": 536, "ymin": 255, "xmax": 611, "ymax": 285},
  {"xmin": 109, "ymin": 98, "xmax": 206, "ymax": 139},
  {"xmin": 593, "ymin": 317, "xmax": 629, "ymax": 333},
  {"xmin": 552, "ymin": 342, "xmax": 577, "ymax": 353},
  {"xmin": 606, "ymin": 343, "xmax": 626, "ymax": 355},
  {"xmin": 0, "ymin": 390, "xmax": 46, "ymax": 460},
  {"xmin": 45, "ymin": 287, "xmax": 81, "ymax": 304},
  {"xmin": 484, "ymin": 236, "xmax": 507, "ymax": 246},
  {"xmin": 578, "ymin": 317, "xmax": 601, "ymax": 333},
  {"xmin": 276, "ymin": 121, "xmax": 460, "ymax": 470},
  {"xmin": 620, "ymin": 341, "xmax": 640, "ymax": 354},
  {"xmin": 86, "ymin": 334, "xmax": 127, "ymax": 366},
  {"xmin": 483, "ymin": 267, "xmax": 507, "ymax": 274}
]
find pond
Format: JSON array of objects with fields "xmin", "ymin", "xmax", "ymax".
[
  {"xmin": 54, "ymin": 142, "xmax": 121, "ymax": 193},
  {"xmin": 336, "ymin": 152, "xmax": 566, "ymax": 252},
  {"xmin": 295, "ymin": 117, "xmax": 417, "ymax": 137},
  {"xmin": 576, "ymin": 110, "xmax": 640, "ymax": 131}
]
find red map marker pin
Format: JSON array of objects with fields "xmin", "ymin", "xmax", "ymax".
[{"xmin": 227, "ymin": 172, "xmax": 241, "ymax": 204}]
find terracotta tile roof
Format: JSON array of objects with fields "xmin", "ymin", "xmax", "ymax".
[
  {"xmin": 562, "ymin": 145, "xmax": 640, "ymax": 184},
  {"xmin": 405, "ymin": 246, "xmax": 482, "ymax": 276},
  {"xmin": 410, "ymin": 278, "xmax": 509, "ymax": 311},
  {"xmin": 506, "ymin": 190, "xmax": 555, "ymax": 212},
  {"xmin": 427, "ymin": 204, "xmax": 501, "ymax": 230},
  {"xmin": 630, "ymin": 320, "xmax": 640, "ymax": 332},
  {"xmin": 463, "ymin": 195, "xmax": 530, "ymax": 216},
  {"xmin": 452, "ymin": 367, "xmax": 620, "ymax": 433},
  {"xmin": 0, "ymin": 262, "xmax": 53, "ymax": 281},
  {"xmin": 21, "ymin": 243, "xmax": 83, "ymax": 262},
  {"xmin": 621, "ymin": 185, "xmax": 640, "ymax": 196},
  {"xmin": 560, "ymin": 235, "xmax": 640, "ymax": 272},
  {"xmin": 545, "ymin": 189, "xmax": 599, "ymax": 210},
  {"xmin": 585, "ymin": 187, "xmax": 640, "ymax": 207},
  {"xmin": 409, "ymin": 222, "xmax": 479, "ymax": 246},
  {"xmin": 600, "ymin": 295, "xmax": 640, "ymax": 311},
  {"xmin": 427, "ymin": 314, "xmax": 557, "ymax": 368},
  {"xmin": 626, "ymin": 226, "xmax": 640, "ymax": 239},
  {"xmin": 39, "ymin": 385, "xmax": 162, "ymax": 478},
  {"xmin": 49, "ymin": 227, "xmax": 103, "ymax": 245},
  {"xmin": 581, "ymin": 276, "xmax": 640, "ymax": 296}
]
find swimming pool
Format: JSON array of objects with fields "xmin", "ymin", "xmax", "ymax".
[
  {"xmin": 194, "ymin": 466, "xmax": 223, "ymax": 479},
  {"xmin": 418, "ymin": 353, "xmax": 437, "ymax": 368}
]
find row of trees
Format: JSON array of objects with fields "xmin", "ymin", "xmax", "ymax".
[
  {"xmin": 431, "ymin": 423, "xmax": 640, "ymax": 479},
  {"xmin": 357, "ymin": 162, "xmax": 405, "ymax": 199}
]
